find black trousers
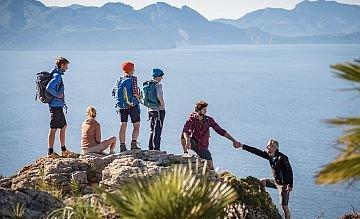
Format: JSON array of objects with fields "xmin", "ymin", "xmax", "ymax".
[{"xmin": 148, "ymin": 110, "xmax": 166, "ymax": 150}]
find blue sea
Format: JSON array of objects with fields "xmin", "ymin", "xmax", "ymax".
[{"xmin": 0, "ymin": 44, "xmax": 359, "ymax": 218}]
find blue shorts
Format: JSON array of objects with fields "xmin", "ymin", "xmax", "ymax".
[
  {"xmin": 181, "ymin": 135, "xmax": 212, "ymax": 160},
  {"xmin": 119, "ymin": 105, "xmax": 140, "ymax": 123}
]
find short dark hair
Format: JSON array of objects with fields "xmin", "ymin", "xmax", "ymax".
[
  {"xmin": 195, "ymin": 101, "xmax": 208, "ymax": 112},
  {"xmin": 55, "ymin": 57, "xmax": 69, "ymax": 68}
]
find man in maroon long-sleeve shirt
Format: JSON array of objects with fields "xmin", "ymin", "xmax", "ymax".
[{"xmin": 181, "ymin": 101, "xmax": 241, "ymax": 170}]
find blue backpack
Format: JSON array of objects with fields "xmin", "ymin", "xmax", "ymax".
[
  {"xmin": 112, "ymin": 76, "xmax": 139, "ymax": 109},
  {"xmin": 141, "ymin": 80, "xmax": 159, "ymax": 108}
]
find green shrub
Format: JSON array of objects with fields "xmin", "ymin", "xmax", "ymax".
[{"xmin": 101, "ymin": 163, "xmax": 237, "ymax": 219}]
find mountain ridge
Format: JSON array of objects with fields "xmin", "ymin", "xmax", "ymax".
[
  {"xmin": 0, "ymin": 0, "xmax": 359, "ymax": 49},
  {"xmin": 213, "ymin": 0, "xmax": 360, "ymax": 37}
]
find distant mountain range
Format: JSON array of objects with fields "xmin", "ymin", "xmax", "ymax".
[
  {"xmin": 214, "ymin": 0, "xmax": 360, "ymax": 37},
  {"xmin": 0, "ymin": 0, "xmax": 359, "ymax": 49}
]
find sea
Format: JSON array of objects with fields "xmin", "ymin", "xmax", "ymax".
[{"xmin": 0, "ymin": 44, "xmax": 359, "ymax": 218}]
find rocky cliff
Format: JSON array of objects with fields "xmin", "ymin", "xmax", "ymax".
[{"xmin": 0, "ymin": 150, "xmax": 280, "ymax": 218}]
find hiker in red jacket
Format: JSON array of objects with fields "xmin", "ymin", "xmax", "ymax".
[{"xmin": 181, "ymin": 101, "xmax": 241, "ymax": 170}]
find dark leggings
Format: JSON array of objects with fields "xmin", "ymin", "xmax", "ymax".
[{"xmin": 148, "ymin": 110, "xmax": 166, "ymax": 150}]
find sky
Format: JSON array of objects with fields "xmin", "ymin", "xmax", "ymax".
[{"xmin": 40, "ymin": 0, "xmax": 360, "ymax": 20}]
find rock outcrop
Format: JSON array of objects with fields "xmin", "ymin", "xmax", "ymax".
[
  {"xmin": 0, "ymin": 150, "xmax": 280, "ymax": 218},
  {"xmin": 0, "ymin": 188, "xmax": 64, "ymax": 219}
]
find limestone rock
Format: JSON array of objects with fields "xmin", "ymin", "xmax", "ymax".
[
  {"xmin": 0, "ymin": 150, "xmax": 281, "ymax": 218},
  {"xmin": 71, "ymin": 171, "xmax": 88, "ymax": 184},
  {"xmin": 0, "ymin": 187, "xmax": 63, "ymax": 219}
]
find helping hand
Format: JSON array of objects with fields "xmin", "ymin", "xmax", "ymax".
[{"xmin": 233, "ymin": 141, "xmax": 243, "ymax": 148}]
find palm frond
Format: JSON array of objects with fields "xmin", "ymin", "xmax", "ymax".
[
  {"xmin": 100, "ymin": 163, "xmax": 237, "ymax": 219},
  {"xmin": 331, "ymin": 59, "xmax": 360, "ymax": 83},
  {"xmin": 315, "ymin": 153, "xmax": 360, "ymax": 184},
  {"xmin": 326, "ymin": 117, "xmax": 360, "ymax": 126},
  {"xmin": 316, "ymin": 58, "xmax": 360, "ymax": 185}
]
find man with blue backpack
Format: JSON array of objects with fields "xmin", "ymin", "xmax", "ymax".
[
  {"xmin": 112, "ymin": 61, "xmax": 141, "ymax": 152},
  {"xmin": 45, "ymin": 57, "xmax": 78, "ymax": 159},
  {"xmin": 141, "ymin": 69, "xmax": 165, "ymax": 151}
]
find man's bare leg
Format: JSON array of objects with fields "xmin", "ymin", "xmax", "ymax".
[
  {"xmin": 59, "ymin": 124, "xmax": 67, "ymax": 147},
  {"xmin": 48, "ymin": 129, "xmax": 57, "ymax": 150},
  {"xmin": 132, "ymin": 122, "xmax": 140, "ymax": 142},
  {"xmin": 119, "ymin": 123, "xmax": 127, "ymax": 144},
  {"xmin": 207, "ymin": 159, "xmax": 214, "ymax": 170},
  {"xmin": 119, "ymin": 123, "xmax": 127, "ymax": 151},
  {"xmin": 282, "ymin": 205, "xmax": 291, "ymax": 219}
]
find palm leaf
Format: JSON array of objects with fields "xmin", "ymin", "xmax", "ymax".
[
  {"xmin": 100, "ymin": 163, "xmax": 237, "ymax": 219},
  {"xmin": 316, "ymin": 59, "xmax": 360, "ymax": 185},
  {"xmin": 331, "ymin": 59, "xmax": 360, "ymax": 91},
  {"xmin": 315, "ymin": 153, "xmax": 360, "ymax": 184}
]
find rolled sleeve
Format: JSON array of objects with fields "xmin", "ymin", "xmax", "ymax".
[{"xmin": 209, "ymin": 118, "xmax": 226, "ymax": 136}]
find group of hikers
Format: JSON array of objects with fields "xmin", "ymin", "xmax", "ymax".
[{"xmin": 36, "ymin": 57, "xmax": 293, "ymax": 219}]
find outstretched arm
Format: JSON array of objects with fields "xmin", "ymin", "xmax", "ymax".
[
  {"xmin": 224, "ymin": 132, "xmax": 241, "ymax": 148},
  {"xmin": 209, "ymin": 118, "xmax": 241, "ymax": 147},
  {"xmin": 240, "ymin": 144, "xmax": 270, "ymax": 160}
]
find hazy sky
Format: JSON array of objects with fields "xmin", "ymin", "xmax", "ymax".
[{"xmin": 40, "ymin": 0, "xmax": 360, "ymax": 20}]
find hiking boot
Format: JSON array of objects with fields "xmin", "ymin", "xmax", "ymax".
[
  {"xmin": 61, "ymin": 150, "xmax": 79, "ymax": 158},
  {"xmin": 130, "ymin": 141, "xmax": 141, "ymax": 150},
  {"xmin": 47, "ymin": 152, "xmax": 60, "ymax": 159},
  {"xmin": 120, "ymin": 144, "xmax": 127, "ymax": 152}
]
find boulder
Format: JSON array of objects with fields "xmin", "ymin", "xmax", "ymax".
[{"xmin": 0, "ymin": 187, "xmax": 63, "ymax": 219}]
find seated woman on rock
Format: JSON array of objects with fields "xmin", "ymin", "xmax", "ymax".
[{"xmin": 81, "ymin": 106, "xmax": 116, "ymax": 155}]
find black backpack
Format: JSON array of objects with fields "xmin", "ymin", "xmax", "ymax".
[{"xmin": 35, "ymin": 71, "xmax": 53, "ymax": 103}]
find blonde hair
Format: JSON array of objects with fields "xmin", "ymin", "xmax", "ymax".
[
  {"xmin": 86, "ymin": 106, "xmax": 97, "ymax": 118},
  {"xmin": 268, "ymin": 139, "xmax": 279, "ymax": 149}
]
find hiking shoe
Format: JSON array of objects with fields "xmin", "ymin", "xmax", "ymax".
[
  {"xmin": 47, "ymin": 152, "xmax": 60, "ymax": 159},
  {"xmin": 109, "ymin": 151, "xmax": 116, "ymax": 155},
  {"xmin": 120, "ymin": 144, "xmax": 127, "ymax": 152},
  {"xmin": 182, "ymin": 152, "xmax": 191, "ymax": 158},
  {"xmin": 130, "ymin": 142, "xmax": 141, "ymax": 150},
  {"xmin": 61, "ymin": 150, "xmax": 79, "ymax": 158}
]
